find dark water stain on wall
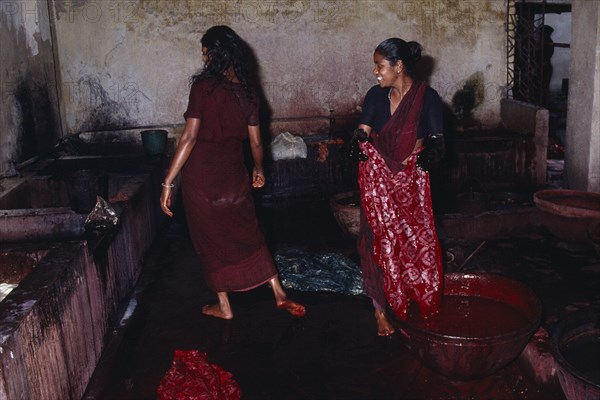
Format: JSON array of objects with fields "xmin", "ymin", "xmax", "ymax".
[
  {"xmin": 75, "ymin": 75, "xmax": 135, "ymax": 132},
  {"xmin": 1, "ymin": 6, "xmax": 62, "ymax": 171},
  {"xmin": 13, "ymin": 79, "xmax": 59, "ymax": 163}
]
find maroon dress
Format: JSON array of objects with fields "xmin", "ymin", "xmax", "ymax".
[{"xmin": 181, "ymin": 77, "xmax": 277, "ymax": 292}]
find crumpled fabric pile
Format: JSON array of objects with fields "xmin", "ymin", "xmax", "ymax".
[
  {"xmin": 84, "ymin": 196, "xmax": 119, "ymax": 233},
  {"xmin": 270, "ymin": 131, "xmax": 307, "ymax": 160},
  {"xmin": 275, "ymin": 248, "xmax": 364, "ymax": 296},
  {"xmin": 157, "ymin": 350, "xmax": 241, "ymax": 400}
]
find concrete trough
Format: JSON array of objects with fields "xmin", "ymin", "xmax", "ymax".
[
  {"xmin": 0, "ymin": 207, "xmax": 86, "ymax": 244},
  {"xmin": 0, "ymin": 244, "xmax": 53, "ymax": 302},
  {"xmin": 0, "ymin": 154, "xmax": 153, "ymax": 243},
  {"xmin": 0, "ymin": 173, "xmax": 151, "ymax": 243},
  {"xmin": 0, "ymin": 152, "xmax": 166, "ymax": 399}
]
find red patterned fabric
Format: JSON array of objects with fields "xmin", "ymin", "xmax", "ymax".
[
  {"xmin": 358, "ymin": 142, "xmax": 442, "ymax": 320},
  {"xmin": 157, "ymin": 350, "xmax": 242, "ymax": 400}
]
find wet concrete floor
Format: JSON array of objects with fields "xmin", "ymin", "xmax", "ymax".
[{"xmin": 83, "ymin": 196, "xmax": 599, "ymax": 400}]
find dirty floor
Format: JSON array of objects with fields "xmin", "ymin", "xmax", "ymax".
[{"xmin": 82, "ymin": 194, "xmax": 599, "ymax": 400}]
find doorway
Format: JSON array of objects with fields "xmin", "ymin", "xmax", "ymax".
[{"xmin": 506, "ymin": 0, "xmax": 571, "ymax": 165}]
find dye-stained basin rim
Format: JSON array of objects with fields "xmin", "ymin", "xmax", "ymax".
[
  {"xmin": 533, "ymin": 189, "xmax": 600, "ymax": 242},
  {"xmin": 395, "ymin": 272, "xmax": 542, "ymax": 381},
  {"xmin": 550, "ymin": 308, "xmax": 600, "ymax": 400},
  {"xmin": 588, "ymin": 220, "xmax": 600, "ymax": 257},
  {"xmin": 533, "ymin": 189, "xmax": 600, "ymax": 219}
]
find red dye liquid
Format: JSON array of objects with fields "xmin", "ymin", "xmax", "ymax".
[{"xmin": 407, "ymin": 295, "xmax": 529, "ymax": 337}]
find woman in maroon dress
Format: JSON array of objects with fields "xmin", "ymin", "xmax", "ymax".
[{"xmin": 160, "ymin": 25, "xmax": 305, "ymax": 320}]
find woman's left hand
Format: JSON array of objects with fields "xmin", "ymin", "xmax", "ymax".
[{"xmin": 252, "ymin": 167, "xmax": 265, "ymax": 188}]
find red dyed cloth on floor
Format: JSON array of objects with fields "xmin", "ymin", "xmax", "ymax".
[
  {"xmin": 157, "ymin": 350, "xmax": 241, "ymax": 400},
  {"xmin": 358, "ymin": 142, "xmax": 443, "ymax": 320},
  {"xmin": 181, "ymin": 78, "xmax": 277, "ymax": 292}
]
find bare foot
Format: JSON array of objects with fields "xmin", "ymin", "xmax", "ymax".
[
  {"xmin": 374, "ymin": 311, "xmax": 395, "ymax": 337},
  {"xmin": 202, "ymin": 304, "xmax": 233, "ymax": 320},
  {"xmin": 276, "ymin": 299, "xmax": 306, "ymax": 317}
]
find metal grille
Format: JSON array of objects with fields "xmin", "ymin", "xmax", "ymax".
[
  {"xmin": 506, "ymin": 0, "xmax": 517, "ymax": 99},
  {"xmin": 506, "ymin": 0, "xmax": 547, "ymax": 105}
]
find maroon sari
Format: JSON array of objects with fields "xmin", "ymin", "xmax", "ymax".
[{"xmin": 357, "ymin": 81, "xmax": 443, "ymax": 320}]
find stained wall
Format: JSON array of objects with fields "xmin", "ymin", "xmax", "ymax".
[
  {"xmin": 0, "ymin": 0, "xmax": 61, "ymax": 176},
  {"xmin": 49, "ymin": 0, "xmax": 507, "ymax": 135}
]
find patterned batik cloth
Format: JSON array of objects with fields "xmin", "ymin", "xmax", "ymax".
[{"xmin": 358, "ymin": 142, "xmax": 443, "ymax": 320}]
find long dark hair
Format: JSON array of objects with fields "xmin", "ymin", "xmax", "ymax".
[
  {"xmin": 191, "ymin": 25, "xmax": 257, "ymax": 96},
  {"xmin": 375, "ymin": 38, "xmax": 422, "ymax": 78}
]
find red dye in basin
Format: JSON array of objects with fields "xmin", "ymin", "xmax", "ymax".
[
  {"xmin": 408, "ymin": 295, "xmax": 529, "ymax": 338},
  {"xmin": 395, "ymin": 273, "xmax": 542, "ymax": 381}
]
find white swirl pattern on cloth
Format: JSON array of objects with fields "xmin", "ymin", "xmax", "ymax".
[{"xmin": 358, "ymin": 142, "xmax": 442, "ymax": 320}]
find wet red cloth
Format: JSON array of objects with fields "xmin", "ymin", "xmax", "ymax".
[
  {"xmin": 358, "ymin": 144, "xmax": 443, "ymax": 319},
  {"xmin": 157, "ymin": 350, "xmax": 241, "ymax": 400},
  {"xmin": 181, "ymin": 78, "xmax": 277, "ymax": 292}
]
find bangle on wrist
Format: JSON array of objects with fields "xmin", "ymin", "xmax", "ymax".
[{"xmin": 161, "ymin": 182, "xmax": 174, "ymax": 188}]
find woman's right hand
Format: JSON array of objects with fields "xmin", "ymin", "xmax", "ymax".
[
  {"xmin": 160, "ymin": 186, "xmax": 174, "ymax": 217},
  {"xmin": 349, "ymin": 127, "xmax": 372, "ymax": 161},
  {"xmin": 159, "ymin": 117, "xmax": 201, "ymax": 218}
]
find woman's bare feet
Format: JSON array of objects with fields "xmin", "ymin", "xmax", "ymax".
[
  {"xmin": 268, "ymin": 276, "xmax": 306, "ymax": 317},
  {"xmin": 374, "ymin": 310, "xmax": 395, "ymax": 337},
  {"xmin": 276, "ymin": 299, "xmax": 306, "ymax": 317},
  {"xmin": 202, "ymin": 304, "xmax": 233, "ymax": 320}
]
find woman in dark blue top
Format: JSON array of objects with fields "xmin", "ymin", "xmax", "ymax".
[
  {"xmin": 359, "ymin": 84, "xmax": 443, "ymax": 140},
  {"xmin": 354, "ymin": 38, "xmax": 445, "ymax": 337}
]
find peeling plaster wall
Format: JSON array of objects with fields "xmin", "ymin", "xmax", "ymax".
[
  {"xmin": 50, "ymin": 0, "xmax": 506, "ymax": 135},
  {"xmin": 0, "ymin": 0, "xmax": 61, "ymax": 175}
]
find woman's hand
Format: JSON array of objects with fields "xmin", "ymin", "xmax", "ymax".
[
  {"xmin": 160, "ymin": 185, "xmax": 174, "ymax": 217},
  {"xmin": 252, "ymin": 167, "xmax": 265, "ymax": 188},
  {"xmin": 160, "ymin": 117, "xmax": 201, "ymax": 218},
  {"xmin": 349, "ymin": 126, "xmax": 372, "ymax": 161},
  {"xmin": 248, "ymin": 126, "xmax": 265, "ymax": 188}
]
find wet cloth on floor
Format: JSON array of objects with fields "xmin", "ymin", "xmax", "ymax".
[
  {"xmin": 157, "ymin": 350, "xmax": 241, "ymax": 400},
  {"xmin": 275, "ymin": 248, "xmax": 364, "ymax": 295}
]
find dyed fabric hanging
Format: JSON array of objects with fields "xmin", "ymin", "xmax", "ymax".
[
  {"xmin": 358, "ymin": 142, "xmax": 443, "ymax": 320},
  {"xmin": 157, "ymin": 350, "xmax": 241, "ymax": 400}
]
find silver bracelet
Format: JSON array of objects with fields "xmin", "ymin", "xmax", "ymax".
[{"xmin": 161, "ymin": 183, "xmax": 175, "ymax": 188}]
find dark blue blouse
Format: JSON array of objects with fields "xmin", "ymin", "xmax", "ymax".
[{"xmin": 359, "ymin": 84, "xmax": 443, "ymax": 139}]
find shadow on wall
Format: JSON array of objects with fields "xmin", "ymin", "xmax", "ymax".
[
  {"xmin": 451, "ymin": 71, "xmax": 485, "ymax": 127},
  {"xmin": 239, "ymin": 37, "xmax": 274, "ymax": 173},
  {"xmin": 413, "ymin": 55, "xmax": 459, "ymax": 214}
]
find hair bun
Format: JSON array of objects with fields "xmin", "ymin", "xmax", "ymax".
[{"xmin": 407, "ymin": 41, "xmax": 422, "ymax": 63}]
